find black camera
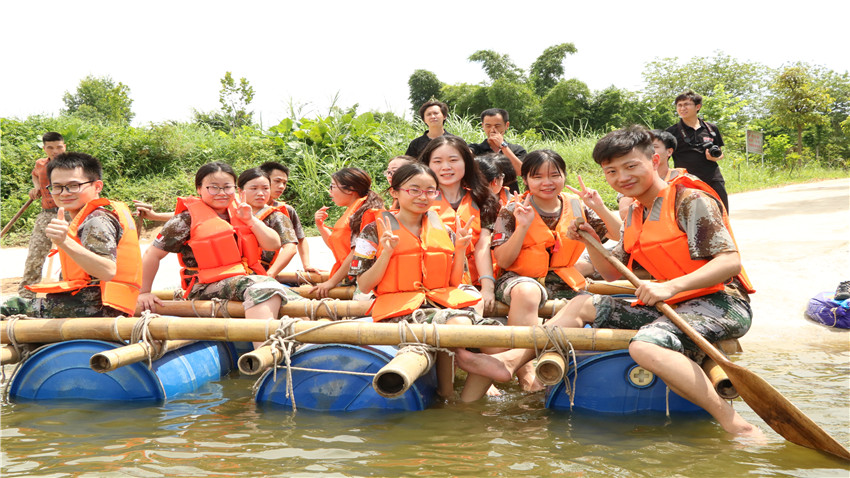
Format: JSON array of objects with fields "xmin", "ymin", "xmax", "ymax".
[{"xmin": 699, "ymin": 141, "xmax": 722, "ymax": 158}]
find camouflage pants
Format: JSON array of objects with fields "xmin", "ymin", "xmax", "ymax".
[
  {"xmin": 379, "ymin": 306, "xmax": 502, "ymax": 327},
  {"xmin": 592, "ymin": 292, "xmax": 752, "ymax": 363},
  {"xmin": 495, "ymin": 270, "xmax": 586, "ymax": 307},
  {"xmin": 187, "ymin": 274, "xmax": 303, "ymax": 310},
  {"xmin": 19, "ymin": 209, "xmax": 65, "ymax": 298},
  {"xmin": 1, "ymin": 289, "xmax": 122, "ymax": 318}
]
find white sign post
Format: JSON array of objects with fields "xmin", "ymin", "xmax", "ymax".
[{"xmin": 746, "ymin": 130, "xmax": 764, "ymax": 166}]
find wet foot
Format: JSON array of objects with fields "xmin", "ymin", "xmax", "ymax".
[
  {"xmin": 455, "ymin": 348, "xmax": 513, "ymax": 383},
  {"xmin": 517, "ymin": 363, "xmax": 545, "ymax": 392}
]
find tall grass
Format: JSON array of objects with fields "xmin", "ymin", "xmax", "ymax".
[{"xmin": 2, "ymin": 113, "xmax": 846, "ymax": 247}]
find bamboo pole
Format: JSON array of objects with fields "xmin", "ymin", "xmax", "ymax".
[
  {"xmin": 373, "ymin": 348, "xmax": 435, "ymax": 398},
  {"xmin": 1, "ymin": 317, "xmax": 638, "ymax": 351},
  {"xmin": 535, "ymin": 351, "xmax": 567, "ymax": 386},
  {"xmin": 1, "ymin": 345, "xmax": 21, "ymax": 365},
  {"xmin": 702, "ymin": 357, "xmax": 739, "ymax": 399},
  {"xmin": 238, "ymin": 344, "xmax": 279, "ymax": 375},
  {"xmin": 138, "ymin": 298, "xmax": 576, "ymax": 319},
  {"xmin": 275, "ymin": 271, "xmax": 329, "ymax": 284},
  {"xmin": 89, "ymin": 340, "xmax": 198, "ymax": 373},
  {"xmin": 584, "ymin": 280, "xmax": 637, "ymax": 295}
]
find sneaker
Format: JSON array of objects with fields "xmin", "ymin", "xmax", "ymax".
[{"xmin": 835, "ymin": 281, "xmax": 850, "ymax": 301}]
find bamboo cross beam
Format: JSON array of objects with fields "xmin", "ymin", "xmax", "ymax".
[{"xmin": 1, "ymin": 317, "xmax": 638, "ymax": 351}]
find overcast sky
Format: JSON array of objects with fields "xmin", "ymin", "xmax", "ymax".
[{"xmin": 2, "ymin": 0, "xmax": 847, "ymax": 127}]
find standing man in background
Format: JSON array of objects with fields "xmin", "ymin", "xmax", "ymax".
[
  {"xmin": 666, "ymin": 91, "xmax": 729, "ymax": 211},
  {"xmin": 469, "ymin": 108, "xmax": 527, "ymax": 194},
  {"xmin": 19, "ymin": 132, "xmax": 69, "ymax": 298}
]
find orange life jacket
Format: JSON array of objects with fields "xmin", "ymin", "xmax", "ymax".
[
  {"xmin": 623, "ymin": 175, "xmax": 755, "ymax": 304},
  {"xmin": 431, "ymin": 190, "xmax": 483, "ymax": 284},
  {"xmin": 498, "ymin": 187, "xmax": 514, "ymax": 208},
  {"xmin": 503, "ymin": 192, "xmax": 588, "ymax": 290},
  {"xmin": 271, "ymin": 201, "xmax": 291, "ymax": 220},
  {"xmin": 32, "ymin": 158, "xmax": 57, "ymax": 209},
  {"xmin": 176, "ymin": 196, "xmax": 266, "ymax": 292},
  {"xmin": 27, "ymin": 198, "xmax": 142, "ymax": 315},
  {"xmin": 327, "ymin": 196, "xmax": 368, "ymax": 276},
  {"xmin": 369, "ymin": 210, "xmax": 481, "ymax": 321},
  {"xmin": 255, "ymin": 205, "xmax": 286, "ymax": 270}
]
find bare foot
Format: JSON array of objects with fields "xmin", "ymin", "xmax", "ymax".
[
  {"xmin": 455, "ymin": 348, "xmax": 513, "ymax": 383},
  {"xmin": 485, "ymin": 384, "xmax": 502, "ymax": 397},
  {"xmin": 517, "ymin": 362, "xmax": 545, "ymax": 392},
  {"xmin": 732, "ymin": 425, "xmax": 769, "ymax": 447}
]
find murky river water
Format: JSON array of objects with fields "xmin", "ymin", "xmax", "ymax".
[{"xmin": 2, "ymin": 180, "xmax": 848, "ymax": 476}]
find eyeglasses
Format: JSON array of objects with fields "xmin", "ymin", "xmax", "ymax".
[
  {"xmin": 47, "ymin": 180, "xmax": 95, "ymax": 195},
  {"xmin": 676, "ymin": 102, "xmax": 695, "ymax": 108},
  {"xmin": 205, "ymin": 185, "xmax": 236, "ymax": 194},
  {"xmin": 384, "ymin": 170, "xmax": 396, "ymax": 178},
  {"xmin": 399, "ymin": 188, "xmax": 439, "ymax": 198}
]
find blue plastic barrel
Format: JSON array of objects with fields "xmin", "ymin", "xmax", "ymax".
[
  {"xmin": 255, "ymin": 343, "xmax": 437, "ymax": 411},
  {"xmin": 545, "ymin": 349, "xmax": 706, "ymax": 414},
  {"xmin": 9, "ymin": 339, "xmax": 236, "ymax": 401}
]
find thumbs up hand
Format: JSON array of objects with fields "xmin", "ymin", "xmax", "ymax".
[{"xmin": 45, "ymin": 207, "xmax": 70, "ymax": 246}]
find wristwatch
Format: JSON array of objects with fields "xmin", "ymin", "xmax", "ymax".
[{"xmin": 500, "ymin": 141, "xmax": 508, "ymax": 149}]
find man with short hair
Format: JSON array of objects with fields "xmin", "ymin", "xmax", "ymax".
[
  {"xmin": 405, "ymin": 100, "xmax": 456, "ymax": 159},
  {"xmin": 456, "ymin": 126, "xmax": 760, "ymax": 441},
  {"xmin": 3, "ymin": 152, "xmax": 142, "ymax": 317},
  {"xmin": 666, "ymin": 91, "xmax": 729, "ymax": 211},
  {"xmin": 468, "ymin": 108, "xmax": 527, "ymax": 193},
  {"xmin": 258, "ymin": 161, "xmax": 314, "ymax": 273},
  {"xmin": 19, "ymin": 132, "xmax": 69, "ymax": 298}
]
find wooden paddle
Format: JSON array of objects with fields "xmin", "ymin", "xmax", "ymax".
[
  {"xmin": 1, "ymin": 197, "xmax": 34, "ymax": 238},
  {"xmin": 576, "ymin": 222, "xmax": 850, "ymax": 460}
]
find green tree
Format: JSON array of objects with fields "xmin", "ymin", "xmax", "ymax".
[
  {"xmin": 468, "ymin": 50, "xmax": 524, "ymax": 82},
  {"xmin": 408, "ymin": 69, "xmax": 444, "ymax": 111},
  {"xmin": 219, "ymin": 71, "xmax": 255, "ymax": 132},
  {"xmin": 540, "ymin": 79, "xmax": 590, "ymax": 131},
  {"xmin": 440, "ymin": 83, "xmax": 490, "ymax": 120},
  {"xmin": 642, "ymin": 52, "xmax": 769, "ymax": 123},
  {"xmin": 529, "ymin": 43, "xmax": 577, "ymax": 96},
  {"xmin": 487, "ymin": 79, "xmax": 540, "ymax": 131},
  {"xmin": 62, "ymin": 75, "xmax": 134, "ymax": 123},
  {"xmin": 768, "ymin": 63, "xmax": 833, "ymax": 154}
]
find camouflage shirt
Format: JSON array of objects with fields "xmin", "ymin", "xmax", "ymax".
[
  {"xmin": 491, "ymin": 197, "xmax": 607, "ymax": 249},
  {"xmin": 273, "ymin": 201, "xmax": 306, "ymax": 241},
  {"xmin": 349, "ymin": 218, "xmax": 457, "ymax": 278},
  {"xmin": 613, "ymin": 184, "xmax": 746, "ymax": 297},
  {"xmin": 257, "ymin": 206, "xmax": 297, "ymax": 265}
]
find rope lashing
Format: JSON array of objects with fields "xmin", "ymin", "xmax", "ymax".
[
  {"xmin": 130, "ymin": 310, "xmax": 168, "ymax": 368},
  {"xmin": 1, "ymin": 314, "xmax": 37, "ymax": 403}
]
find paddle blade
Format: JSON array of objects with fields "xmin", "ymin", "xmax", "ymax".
[{"xmin": 723, "ymin": 359, "xmax": 850, "ymax": 461}]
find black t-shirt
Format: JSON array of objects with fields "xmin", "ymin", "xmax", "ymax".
[
  {"xmin": 404, "ymin": 130, "xmax": 458, "ymax": 159},
  {"xmin": 468, "ymin": 140, "xmax": 528, "ymax": 193},
  {"xmin": 666, "ymin": 120, "xmax": 725, "ymax": 182}
]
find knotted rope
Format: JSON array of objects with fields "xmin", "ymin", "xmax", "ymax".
[
  {"xmin": 130, "ymin": 310, "xmax": 168, "ymax": 368},
  {"xmin": 190, "ymin": 297, "xmax": 231, "ymax": 318},
  {"xmin": 1, "ymin": 314, "xmax": 38, "ymax": 403},
  {"xmin": 531, "ymin": 324, "xmax": 577, "ymax": 409},
  {"xmin": 295, "ymin": 270, "xmax": 317, "ymax": 286}
]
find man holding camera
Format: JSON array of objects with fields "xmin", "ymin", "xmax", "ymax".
[{"xmin": 666, "ymin": 91, "xmax": 729, "ymax": 211}]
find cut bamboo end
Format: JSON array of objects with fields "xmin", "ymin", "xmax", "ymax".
[
  {"xmin": 238, "ymin": 345, "xmax": 279, "ymax": 375},
  {"xmin": 89, "ymin": 340, "xmax": 197, "ymax": 373},
  {"xmin": 373, "ymin": 349, "xmax": 435, "ymax": 398},
  {"xmin": 535, "ymin": 351, "xmax": 567, "ymax": 386},
  {"xmin": 702, "ymin": 357, "xmax": 739, "ymax": 400}
]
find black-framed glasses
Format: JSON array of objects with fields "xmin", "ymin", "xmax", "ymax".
[
  {"xmin": 205, "ymin": 185, "xmax": 236, "ymax": 194},
  {"xmin": 399, "ymin": 187, "xmax": 439, "ymax": 198},
  {"xmin": 46, "ymin": 180, "xmax": 95, "ymax": 195}
]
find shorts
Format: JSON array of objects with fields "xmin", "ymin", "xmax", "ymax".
[
  {"xmin": 187, "ymin": 274, "xmax": 303, "ymax": 309},
  {"xmin": 592, "ymin": 291, "xmax": 752, "ymax": 362},
  {"xmin": 495, "ymin": 271, "xmax": 586, "ymax": 307}
]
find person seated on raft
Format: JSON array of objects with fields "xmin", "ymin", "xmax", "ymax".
[
  {"xmin": 136, "ymin": 162, "xmax": 302, "ymax": 319},
  {"xmin": 2, "ymin": 152, "xmax": 142, "ymax": 318},
  {"xmin": 420, "ymin": 135, "xmax": 500, "ymax": 316},
  {"xmin": 488, "ymin": 150, "xmax": 617, "ymax": 392},
  {"xmin": 350, "ymin": 162, "xmax": 501, "ymax": 400},
  {"xmin": 312, "ymin": 167, "xmax": 385, "ymax": 299},
  {"xmin": 383, "ymin": 155, "xmax": 416, "ymax": 210},
  {"xmin": 259, "ymin": 161, "xmax": 317, "ymax": 274},
  {"xmin": 474, "ymin": 153, "xmax": 510, "ymax": 208},
  {"xmin": 616, "ymin": 129, "xmax": 682, "ymax": 220},
  {"xmin": 456, "ymin": 126, "xmax": 761, "ymax": 439},
  {"xmin": 236, "ymin": 168, "xmax": 298, "ymax": 278}
]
